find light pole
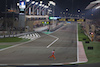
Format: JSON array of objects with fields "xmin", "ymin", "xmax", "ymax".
[
  {"xmin": 17, "ymin": 3, "xmax": 19, "ymax": 12},
  {"xmin": 32, "ymin": 1, "xmax": 35, "ymax": 15},
  {"xmin": 44, "ymin": 5, "xmax": 49, "ymax": 15},
  {"xmin": 77, "ymin": 9, "xmax": 81, "ymax": 18},
  {"xmin": 24, "ymin": 0, "xmax": 30, "ymax": 14},
  {"xmin": 39, "ymin": 1, "xmax": 43, "ymax": 15},
  {"xmin": 39, "ymin": 4, "xmax": 45, "ymax": 15},
  {"xmin": 33, "ymin": 2, "xmax": 39, "ymax": 15},
  {"xmin": 39, "ymin": 4, "xmax": 42, "ymax": 15},
  {"xmin": 66, "ymin": 8, "xmax": 69, "ymax": 17},
  {"xmin": 49, "ymin": 1, "xmax": 56, "ymax": 28},
  {"xmin": 42, "ymin": 4, "xmax": 45, "ymax": 15},
  {"xmin": 25, "ymin": 1, "xmax": 35, "ymax": 15}
]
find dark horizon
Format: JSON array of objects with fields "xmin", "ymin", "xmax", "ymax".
[{"xmin": 0, "ymin": 0, "xmax": 100, "ymax": 19}]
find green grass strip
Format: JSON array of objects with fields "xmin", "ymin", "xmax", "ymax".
[
  {"xmin": 0, "ymin": 45, "xmax": 12, "ymax": 49},
  {"xmin": 78, "ymin": 24, "xmax": 90, "ymax": 41},
  {"xmin": 0, "ymin": 37, "xmax": 30, "ymax": 42},
  {"xmin": 83, "ymin": 41, "xmax": 100, "ymax": 64},
  {"xmin": 78, "ymin": 23, "xmax": 100, "ymax": 64}
]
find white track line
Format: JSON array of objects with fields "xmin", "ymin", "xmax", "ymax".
[
  {"xmin": 51, "ymin": 63, "xmax": 63, "ymax": 65},
  {"xmin": 0, "ymin": 33, "xmax": 41, "ymax": 52},
  {"xmin": 24, "ymin": 64, "xmax": 39, "ymax": 65},
  {"xmin": 47, "ymin": 38, "xmax": 59, "ymax": 48},
  {"xmin": 45, "ymin": 24, "xmax": 66, "ymax": 48},
  {"xmin": 48, "ymin": 35, "xmax": 59, "ymax": 39},
  {"xmin": 77, "ymin": 23, "xmax": 79, "ymax": 62},
  {"xmin": 0, "ymin": 40, "xmax": 32, "ymax": 52},
  {"xmin": 36, "ymin": 33, "xmax": 41, "ymax": 37},
  {"xmin": 0, "ymin": 64, "xmax": 8, "ymax": 66},
  {"xmin": 47, "ymin": 35, "xmax": 59, "ymax": 48}
]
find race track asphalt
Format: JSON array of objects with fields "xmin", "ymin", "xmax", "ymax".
[{"xmin": 0, "ymin": 22, "xmax": 77, "ymax": 65}]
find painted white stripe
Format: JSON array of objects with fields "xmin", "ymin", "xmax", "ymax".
[
  {"xmin": 42, "ymin": 32, "xmax": 59, "ymax": 48},
  {"xmin": 48, "ymin": 35, "xmax": 58, "ymax": 39},
  {"xmin": 0, "ymin": 36, "xmax": 40, "ymax": 52},
  {"xmin": 0, "ymin": 41, "xmax": 30, "ymax": 51},
  {"xmin": 32, "ymin": 34, "xmax": 35, "ymax": 37},
  {"xmin": 69, "ymin": 61, "xmax": 87, "ymax": 64},
  {"xmin": 18, "ymin": 33, "xmax": 41, "ymax": 40},
  {"xmin": 0, "ymin": 33, "xmax": 41, "ymax": 51},
  {"xmin": 77, "ymin": 23, "xmax": 79, "ymax": 62},
  {"xmin": 35, "ymin": 33, "xmax": 38, "ymax": 37},
  {"xmin": 47, "ymin": 38, "xmax": 59, "ymax": 48},
  {"xmin": 24, "ymin": 64, "xmax": 39, "ymax": 65},
  {"xmin": 46, "ymin": 35, "xmax": 59, "ymax": 48},
  {"xmin": 36, "ymin": 33, "xmax": 41, "ymax": 37},
  {"xmin": 30, "ymin": 34, "xmax": 32, "ymax": 36},
  {"xmin": 27, "ymin": 35, "xmax": 29, "ymax": 36},
  {"xmin": 0, "ymin": 64, "xmax": 8, "ymax": 65},
  {"xmin": 51, "ymin": 63, "xmax": 63, "ymax": 65}
]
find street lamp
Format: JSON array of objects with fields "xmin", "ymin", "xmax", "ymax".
[
  {"xmin": 49, "ymin": 1, "xmax": 56, "ymax": 29},
  {"xmin": 32, "ymin": 1, "xmax": 35, "ymax": 4},
  {"xmin": 48, "ymin": 1, "xmax": 56, "ymax": 16},
  {"xmin": 32, "ymin": 1, "xmax": 36, "ymax": 15},
  {"xmin": 35, "ymin": 2, "xmax": 38, "ymax": 5},
  {"xmin": 44, "ymin": 5, "xmax": 49, "ymax": 15},
  {"xmin": 48, "ymin": 3, "xmax": 50, "ymax": 6},
  {"xmin": 26, "ymin": 0, "xmax": 30, "ymax": 2},
  {"xmin": 66, "ymin": 8, "xmax": 69, "ymax": 17},
  {"xmin": 39, "ymin": 3, "xmax": 45, "ymax": 15},
  {"xmin": 33, "ymin": 2, "xmax": 40, "ymax": 15},
  {"xmin": 41, "ymin": 4, "xmax": 45, "ymax": 15},
  {"xmin": 39, "ymin": 4, "xmax": 42, "ymax": 15},
  {"xmin": 77, "ymin": 9, "xmax": 81, "ymax": 18},
  {"xmin": 40, "ymin": 1, "xmax": 43, "ymax": 4},
  {"xmin": 66, "ymin": 9, "xmax": 68, "ymax": 12},
  {"xmin": 49, "ymin": 1, "xmax": 56, "ymax": 6},
  {"xmin": 42, "ymin": 4, "xmax": 44, "ymax": 7},
  {"xmin": 39, "ymin": 1, "xmax": 43, "ymax": 15},
  {"xmin": 16, "ymin": 3, "xmax": 19, "ymax": 13},
  {"xmin": 34, "ymin": 2, "xmax": 39, "ymax": 12},
  {"xmin": 44, "ymin": 5, "xmax": 49, "ymax": 8},
  {"xmin": 25, "ymin": 1, "xmax": 35, "ymax": 13},
  {"xmin": 17, "ymin": 3, "xmax": 19, "ymax": 6},
  {"xmin": 78, "ymin": 9, "xmax": 81, "ymax": 13},
  {"xmin": 39, "ymin": 4, "xmax": 42, "ymax": 7},
  {"xmin": 63, "ymin": 12, "xmax": 65, "ymax": 14}
]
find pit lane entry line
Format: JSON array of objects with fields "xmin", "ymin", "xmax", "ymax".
[{"xmin": 47, "ymin": 35, "xmax": 59, "ymax": 48}]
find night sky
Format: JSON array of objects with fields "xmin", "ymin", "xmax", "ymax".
[{"xmin": 0, "ymin": 0, "xmax": 97, "ymax": 16}]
